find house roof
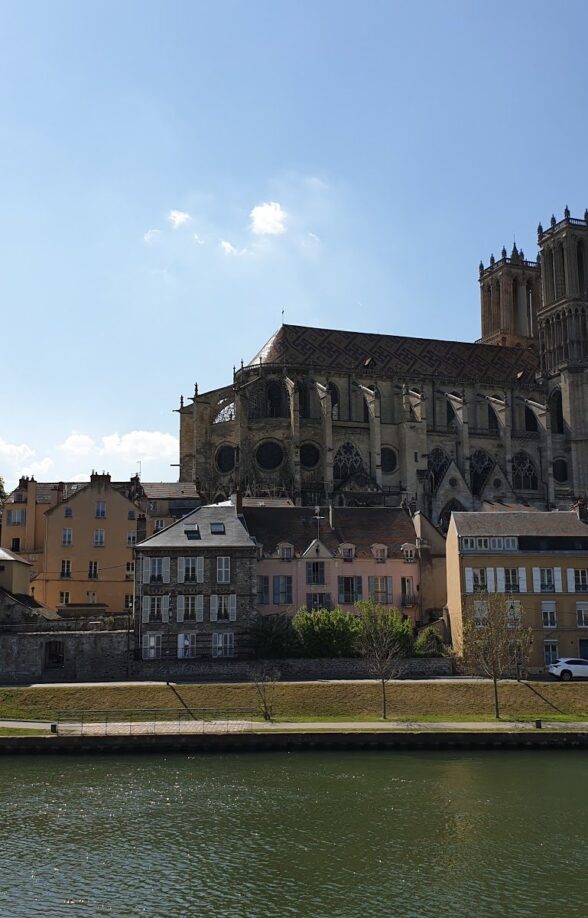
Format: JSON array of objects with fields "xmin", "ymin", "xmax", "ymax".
[
  {"xmin": 451, "ymin": 511, "xmax": 588, "ymax": 537},
  {"xmin": 247, "ymin": 323, "xmax": 539, "ymax": 385},
  {"xmin": 243, "ymin": 506, "xmax": 416, "ymax": 558},
  {"xmin": 139, "ymin": 482, "xmax": 200, "ymax": 500},
  {"xmin": 0, "ymin": 547, "xmax": 31, "ymax": 565},
  {"xmin": 136, "ymin": 504, "xmax": 255, "ymax": 549}
]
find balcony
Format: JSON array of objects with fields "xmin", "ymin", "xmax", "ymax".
[
  {"xmin": 401, "ymin": 593, "xmax": 418, "ymax": 607},
  {"xmin": 540, "ymin": 584, "xmax": 555, "ymax": 593}
]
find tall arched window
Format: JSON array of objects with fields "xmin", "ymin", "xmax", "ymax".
[
  {"xmin": 333, "ymin": 442, "xmax": 364, "ymax": 482},
  {"xmin": 327, "ymin": 383, "xmax": 340, "ymax": 420},
  {"xmin": 488, "ymin": 405, "xmax": 499, "ymax": 432},
  {"xmin": 512, "ymin": 452, "xmax": 538, "ymax": 490},
  {"xmin": 298, "ymin": 381, "xmax": 310, "ymax": 419},
  {"xmin": 470, "ymin": 449, "xmax": 494, "ymax": 497},
  {"xmin": 549, "ymin": 390, "xmax": 564, "ymax": 434},
  {"xmin": 266, "ymin": 380, "xmax": 285, "ymax": 418},
  {"xmin": 438, "ymin": 499, "xmax": 466, "ymax": 534},
  {"xmin": 428, "ymin": 447, "xmax": 451, "ymax": 494}
]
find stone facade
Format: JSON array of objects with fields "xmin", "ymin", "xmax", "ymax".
[{"xmin": 178, "ymin": 208, "xmax": 588, "ymax": 529}]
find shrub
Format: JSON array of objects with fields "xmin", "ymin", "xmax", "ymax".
[
  {"xmin": 292, "ymin": 607, "xmax": 363, "ymax": 658},
  {"xmin": 250, "ymin": 613, "xmax": 300, "ymax": 659},
  {"xmin": 414, "ymin": 626, "xmax": 447, "ymax": 658}
]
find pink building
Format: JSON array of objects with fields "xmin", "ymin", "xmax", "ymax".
[{"xmin": 243, "ymin": 506, "xmax": 421, "ymax": 624}]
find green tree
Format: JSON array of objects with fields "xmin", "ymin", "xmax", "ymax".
[
  {"xmin": 250, "ymin": 613, "xmax": 299, "ymax": 659},
  {"xmin": 462, "ymin": 591, "xmax": 532, "ymax": 719},
  {"xmin": 414, "ymin": 625, "xmax": 447, "ymax": 658},
  {"xmin": 292, "ymin": 607, "xmax": 362, "ymax": 658},
  {"xmin": 355, "ymin": 600, "xmax": 414, "ymax": 719}
]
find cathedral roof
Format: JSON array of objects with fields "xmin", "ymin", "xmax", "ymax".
[{"xmin": 248, "ymin": 324, "xmax": 539, "ymax": 384}]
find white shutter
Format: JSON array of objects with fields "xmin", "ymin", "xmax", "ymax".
[
  {"xmin": 142, "ymin": 634, "xmax": 150, "ymax": 655},
  {"xmin": 196, "ymin": 595, "xmax": 204, "ymax": 622},
  {"xmin": 518, "ymin": 567, "xmax": 527, "ymax": 593},
  {"xmin": 176, "ymin": 594, "xmax": 185, "ymax": 623},
  {"xmin": 196, "ymin": 556, "xmax": 204, "ymax": 583},
  {"xmin": 210, "ymin": 594, "xmax": 218, "ymax": 622},
  {"xmin": 532, "ymin": 567, "xmax": 541, "ymax": 593},
  {"xmin": 567, "ymin": 568, "xmax": 576, "ymax": 593},
  {"xmin": 229, "ymin": 593, "xmax": 237, "ymax": 621},
  {"xmin": 162, "ymin": 557, "xmax": 171, "ymax": 584},
  {"xmin": 178, "ymin": 557, "xmax": 185, "ymax": 583},
  {"xmin": 554, "ymin": 567, "xmax": 563, "ymax": 593},
  {"xmin": 142, "ymin": 556, "xmax": 150, "ymax": 584},
  {"xmin": 464, "ymin": 567, "xmax": 474, "ymax": 593},
  {"xmin": 162, "ymin": 595, "xmax": 170, "ymax": 622},
  {"xmin": 486, "ymin": 568, "xmax": 495, "ymax": 592},
  {"xmin": 386, "ymin": 576, "xmax": 393, "ymax": 604},
  {"xmin": 496, "ymin": 567, "xmax": 505, "ymax": 592},
  {"xmin": 141, "ymin": 596, "xmax": 150, "ymax": 622},
  {"xmin": 177, "ymin": 634, "xmax": 184, "ymax": 657}
]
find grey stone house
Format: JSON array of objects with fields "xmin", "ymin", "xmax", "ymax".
[{"xmin": 134, "ymin": 503, "xmax": 256, "ymax": 664}]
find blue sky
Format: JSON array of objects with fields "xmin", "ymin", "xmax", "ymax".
[{"xmin": 2, "ymin": 0, "xmax": 587, "ymax": 488}]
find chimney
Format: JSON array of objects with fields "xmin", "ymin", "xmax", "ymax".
[
  {"xmin": 234, "ymin": 488, "xmax": 243, "ymax": 515},
  {"xmin": 137, "ymin": 514, "xmax": 147, "ymax": 543}
]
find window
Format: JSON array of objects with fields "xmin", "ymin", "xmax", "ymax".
[
  {"xmin": 142, "ymin": 633, "xmax": 162, "ymax": 660},
  {"xmin": 87, "ymin": 591, "xmax": 97, "ymax": 604},
  {"xmin": 512, "ymin": 452, "xmax": 538, "ymax": 490},
  {"xmin": 217, "ymin": 556, "xmax": 230, "ymax": 583},
  {"xmin": 553, "ymin": 459, "xmax": 568, "ymax": 483},
  {"xmin": 126, "ymin": 561, "xmax": 134, "ymax": 579},
  {"xmin": 401, "ymin": 576, "xmax": 415, "ymax": 606},
  {"xmin": 476, "ymin": 537, "xmax": 489, "ymax": 550},
  {"xmin": 544, "ymin": 641, "xmax": 559, "ymax": 666},
  {"xmin": 374, "ymin": 546, "xmax": 387, "ymax": 563},
  {"xmin": 504, "ymin": 537, "xmax": 518, "ymax": 551},
  {"xmin": 489, "ymin": 537, "xmax": 503, "ymax": 550},
  {"xmin": 212, "ymin": 632, "xmax": 235, "ymax": 657},
  {"xmin": 257, "ymin": 576, "xmax": 269, "ymax": 604},
  {"xmin": 14, "ymin": 492, "xmax": 24, "ymax": 503},
  {"xmin": 181, "ymin": 556, "xmax": 204, "ymax": 584},
  {"xmin": 338, "ymin": 576, "xmax": 362, "ymax": 604},
  {"xmin": 473, "ymin": 600, "xmax": 488, "ymax": 626},
  {"xmin": 306, "ymin": 561, "xmax": 325, "ymax": 585},
  {"xmin": 44, "ymin": 640, "xmax": 64, "ymax": 669},
  {"xmin": 184, "ymin": 558, "xmax": 199, "ymax": 583},
  {"xmin": 577, "ymin": 604, "xmax": 588, "ymax": 628},
  {"xmin": 506, "ymin": 600, "xmax": 522, "ymax": 627},
  {"xmin": 11, "ymin": 538, "xmax": 20, "ymax": 552},
  {"xmin": 575, "ymin": 569, "xmax": 588, "ymax": 593},
  {"xmin": 273, "ymin": 575, "xmax": 293, "ymax": 605},
  {"xmin": 178, "ymin": 633, "xmax": 197, "ymax": 659},
  {"xmin": 150, "ymin": 558, "xmax": 164, "ymax": 582},
  {"xmin": 94, "ymin": 529, "xmax": 105, "ymax": 547},
  {"xmin": 542, "ymin": 602, "xmax": 557, "ymax": 629},
  {"xmin": 64, "ymin": 507, "xmax": 73, "ymax": 519},
  {"xmin": 59, "ymin": 591, "xmax": 70, "ymax": 605},
  {"xmin": 148, "ymin": 501, "xmax": 157, "ymax": 512},
  {"xmin": 184, "ymin": 524, "xmax": 201, "ymax": 541},
  {"xmin": 62, "ymin": 528, "xmax": 73, "ymax": 546},
  {"xmin": 461, "ymin": 537, "xmax": 476, "ymax": 551},
  {"xmin": 341, "ymin": 545, "xmax": 355, "ymax": 561},
  {"xmin": 183, "ymin": 595, "xmax": 203, "ymax": 621},
  {"xmin": 540, "ymin": 568, "xmax": 554, "ymax": 592},
  {"xmin": 60, "ymin": 560, "xmax": 71, "ymax": 579},
  {"xmin": 88, "ymin": 561, "xmax": 98, "ymax": 579},
  {"xmin": 124, "ymin": 594, "xmax": 133, "ymax": 610},
  {"xmin": 127, "ymin": 531, "xmax": 137, "ymax": 547},
  {"xmin": 7, "ymin": 509, "xmax": 26, "ymax": 526},
  {"xmin": 306, "ymin": 592, "xmax": 332, "ymax": 610},
  {"xmin": 473, "ymin": 568, "xmax": 487, "ymax": 592},
  {"xmin": 368, "ymin": 575, "xmax": 393, "ymax": 604},
  {"xmin": 279, "ymin": 544, "xmax": 293, "ymax": 561},
  {"xmin": 210, "ymin": 522, "xmax": 226, "ymax": 535},
  {"xmin": 95, "ymin": 500, "xmax": 106, "ymax": 519},
  {"xmin": 505, "ymin": 568, "xmax": 519, "ymax": 593},
  {"xmin": 154, "ymin": 519, "xmax": 165, "ymax": 533},
  {"xmin": 128, "ymin": 510, "xmax": 136, "ymax": 520},
  {"xmin": 217, "ymin": 595, "xmax": 231, "ymax": 621},
  {"xmin": 150, "ymin": 596, "xmax": 163, "ymax": 622}
]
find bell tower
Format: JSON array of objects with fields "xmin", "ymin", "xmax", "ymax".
[{"xmin": 478, "ymin": 244, "xmax": 540, "ymax": 348}]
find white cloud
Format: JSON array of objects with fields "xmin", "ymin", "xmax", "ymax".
[
  {"xmin": 249, "ymin": 201, "xmax": 287, "ymax": 236},
  {"xmin": 0, "ymin": 438, "xmax": 35, "ymax": 464},
  {"xmin": 99, "ymin": 430, "xmax": 178, "ymax": 462},
  {"xmin": 307, "ymin": 232, "xmax": 321, "ymax": 242},
  {"xmin": 143, "ymin": 229, "xmax": 161, "ymax": 245},
  {"xmin": 220, "ymin": 240, "xmax": 238, "ymax": 256},
  {"xmin": 167, "ymin": 210, "xmax": 191, "ymax": 228},
  {"xmin": 71, "ymin": 473, "xmax": 91, "ymax": 483},
  {"xmin": 193, "ymin": 233, "xmax": 206, "ymax": 245},
  {"xmin": 22, "ymin": 457, "xmax": 54, "ymax": 477},
  {"xmin": 58, "ymin": 432, "xmax": 96, "ymax": 456}
]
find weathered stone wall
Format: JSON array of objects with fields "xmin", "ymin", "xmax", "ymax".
[{"xmin": 0, "ymin": 630, "xmax": 131, "ymax": 684}]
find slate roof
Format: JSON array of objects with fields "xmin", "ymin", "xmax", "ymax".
[
  {"xmin": 243, "ymin": 506, "xmax": 416, "ymax": 558},
  {"xmin": 137, "ymin": 505, "xmax": 255, "ymax": 549},
  {"xmin": 247, "ymin": 323, "xmax": 539, "ymax": 385},
  {"xmin": 140, "ymin": 483, "xmax": 200, "ymax": 499},
  {"xmin": 0, "ymin": 547, "xmax": 31, "ymax": 565},
  {"xmin": 452, "ymin": 511, "xmax": 588, "ymax": 537}
]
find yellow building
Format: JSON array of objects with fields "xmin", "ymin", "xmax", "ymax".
[{"xmin": 447, "ymin": 511, "xmax": 588, "ymax": 672}]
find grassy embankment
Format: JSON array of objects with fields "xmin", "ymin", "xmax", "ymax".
[{"xmin": 0, "ymin": 680, "xmax": 588, "ymax": 723}]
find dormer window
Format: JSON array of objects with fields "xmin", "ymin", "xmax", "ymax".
[
  {"xmin": 401, "ymin": 542, "xmax": 417, "ymax": 563},
  {"xmin": 278, "ymin": 543, "xmax": 293, "ymax": 561},
  {"xmin": 372, "ymin": 544, "xmax": 387, "ymax": 563},
  {"xmin": 184, "ymin": 523, "xmax": 201, "ymax": 541},
  {"xmin": 340, "ymin": 544, "xmax": 355, "ymax": 562},
  {"xmin": 210, "ymin": 522, "xmax": 226, "ymax": 535}
]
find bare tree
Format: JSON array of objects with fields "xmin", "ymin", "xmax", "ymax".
[
  {"xmin": 356, "ymin": 600, "xmax": 413, "ymax": 719},
  {"xmin": 249, "ymin": 662, "xmax": 281, "ymax": 722},
  {"xmin": 462, "ymin": 591, "xmax": 532, "ymax": 719}
]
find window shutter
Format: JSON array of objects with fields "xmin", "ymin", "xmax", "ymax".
[
  {"xmin": 273, "ymin": 576, "xmax": 280, "ymax": 604},
  {"xmin": 554, "ymin": 567, "xmax": 563, "ymax": 593},
  {"xmin": 464, "ymin": 567, "xmax": 474, "ymax": 593},
  {"xmin": 368, "ymin": 576, "xmax": 375, "ymax": 598},
  {"xmin": 162, "ymin": 595, "xmax": 170, "ymax": 622},
  {"xmin": 354, "ymin": 576, "xmax": 363, "ymax": 599},
  {"xmin": 162, "ymin": 557, "xmax": 171, "ymax": 584},
  {"xmin": 567, "ymin": 568, "xmax": 576, "ymax": 593},
  {"xmin": 532, "ymin": 567, "xmax": 541, "ymax": 592},
  {"xmin": 196, "ymin": 595, "xmax": 204, "ymax": 622},
  {"xmin": 142, "ymin": 556, "xmax": 150, "ymax": 584},
  {"xmin": 306, "ymin": 562, "xmax": 312, "ymax": 585},
  {"xmin": 210, "ymin": 594, "xmax": 219, "ymax": 622},
  {"xmin": 178, "ymin": 557, "xmax": 185, "ymax": 583},
  {"xmin": 386, "ymin": 577, "xmax": 393, "ymax": 604},
  {"xmin": 196, "ymin": 556, "xmax": 204, "ymax": 583},
  {"xmin": 496, "ymin": 568, "xmax": 505, "ymax": 592},
  {"xmin": 286, "ymin": 577, "xmax": 293, "ymax": 604},
  {"xmin": 177, "ymin": 634, "xmax": 184, "ymax": 657},
  {"xmin": 229, "ymin": 593, "xmax": 237, "ymax": 621},
  {"xmin": 141, "ymin": 596, "xmax": 150, "ymax": 622},
  {"xmin": 338, "ymin": 577, "xmax": 345, "ymax": 605},
  {"xmin": 486, "ymin": 568, "xmax": 495, "ymax": 592},
  {"xmin": 518, "ymin": 567, "xmax": 527, "ymax": 593},
  {"xmin": 176, "ymin": 594, "xmax": 185, "ymax": 623},
  {"xmin": 142, "ymin": 634, "xmax": 150, "ymax": 655}
]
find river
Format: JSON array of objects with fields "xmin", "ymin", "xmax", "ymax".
[{"xmin": 0, "ymin": 751, "xmax": 586, "ymax": 917}]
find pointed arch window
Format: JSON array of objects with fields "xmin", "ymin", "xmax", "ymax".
[
  {"xmin": 549, "ymin": 390, "xmax": 564, "ymax": 435},
  {"xmin": 525, "ymin": 406, "xmax": 538, "ymax": 432},
  {"xmin": 333, "ymin": 442, "xmax": 364, "ymax": 482},
  {"xmin": 512, "ymin": 452, "xmax": 538, "ymax": 490},
  {"xmin": 266, "ymin": 380, "xmax": 286, "ymax": 418},
  {"xmin": 470, "ymin": 449, "xmax": 494, "ymax": 497},
  {"xmin": 438, "ymin": 499, "xmax": 466, "ymax": 534},
  {"xmin": 428, "ymin": 447, "xmax": 451, "ymax": 494}
]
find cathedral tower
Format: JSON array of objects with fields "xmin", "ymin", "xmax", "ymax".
[{"xmin": 478, "ymin": 244, "xmax": 540, "ymax": 347}]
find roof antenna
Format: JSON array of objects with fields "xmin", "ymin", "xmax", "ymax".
[
  {"xmin": 281, "ymin": 306, "xmax": 285, "ymax": 325},
  {"xmin": 137, "ymin": 460, "xmax": 142, "ymax": 479}
]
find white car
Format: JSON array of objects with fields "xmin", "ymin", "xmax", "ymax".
[{"xmin": 547, "ymin": 658, "xmax": 588, "ymax": 681}]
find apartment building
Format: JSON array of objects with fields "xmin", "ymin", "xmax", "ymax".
[{"xmin": 446, "ymin": 511, "xmax": 588, "ymax": 672}]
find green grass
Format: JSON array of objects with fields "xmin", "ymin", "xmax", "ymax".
[{"xmin": 0, "ymin": 727, "xmax": 48, "ymax": 736}]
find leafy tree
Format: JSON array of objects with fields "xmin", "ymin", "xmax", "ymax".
[
  {"xmin": 250, "ymin": 613, "xmax": 299, "ymax": 659},
  {"xmin": 355, "ymin": 600, "xmax": 414, "ymax": 719},
  {"xmin": 292, "ymin": 607, "xmax": 363, "ymax": 658},
  {"xmin": 414, "ymin": 625, "xmax": 447, "ymax": 657},
  {"xmin": 462, "ymin": 591, "xmax": 532, "ymax": 719}
]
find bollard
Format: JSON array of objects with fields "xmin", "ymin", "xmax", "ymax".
[
  {"xmin": 535, "ymin": 719, "xmax": 542, "ymax": 729},
  {"xmin": 50, "ymin": 723, "xmax": 57, "ymax": 734}
]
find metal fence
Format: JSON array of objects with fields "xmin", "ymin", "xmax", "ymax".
[{"xmin": 54, "ymin": 707, "xmax": 257, "ymax": 736}]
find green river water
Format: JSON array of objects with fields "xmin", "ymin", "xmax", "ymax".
[{"xmin": 0, "ymin": 751, "xmax": 587, "ymax": 917}]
